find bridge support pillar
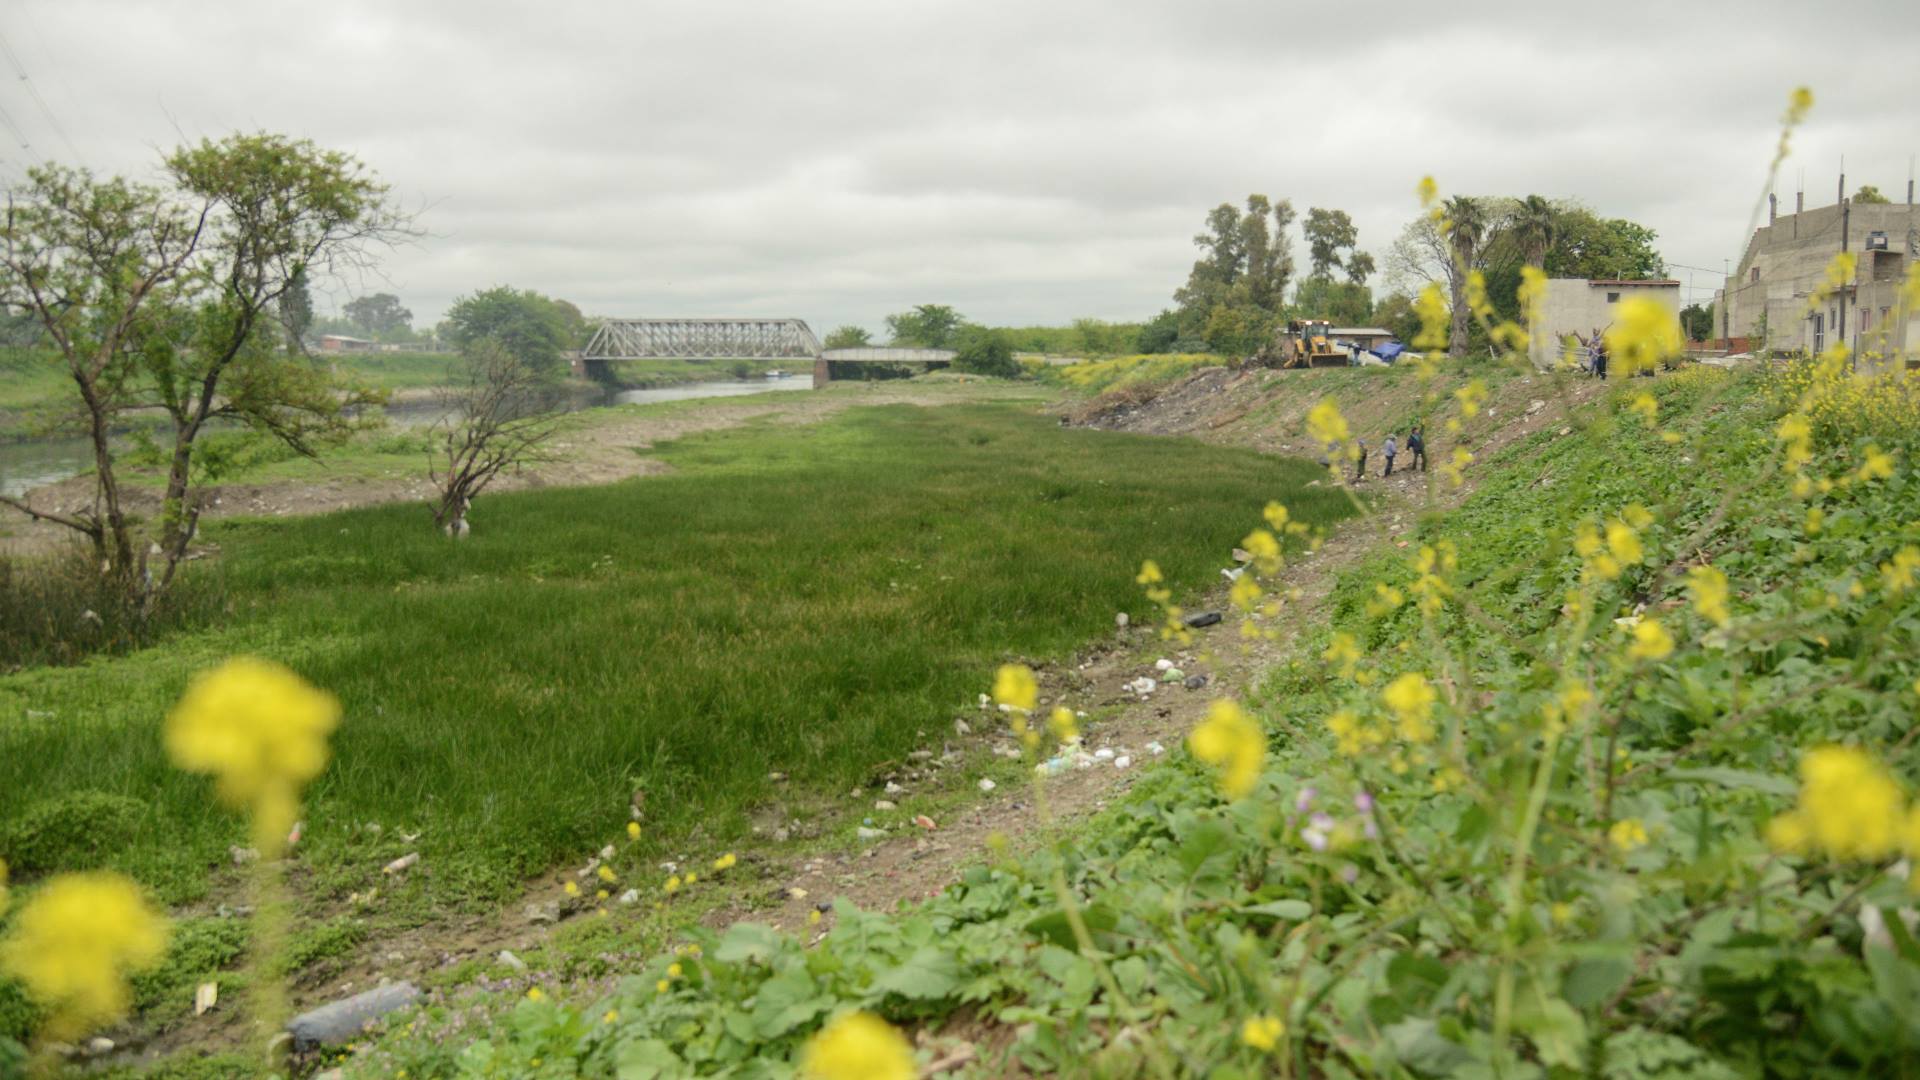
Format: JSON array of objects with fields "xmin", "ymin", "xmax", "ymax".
[{"xmin": 812, "ymin": 357, "xmax": 831, "ymax": 389}]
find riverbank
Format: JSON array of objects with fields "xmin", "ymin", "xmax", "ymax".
[{"xmin": 0, "ymin": 378, "xmax": 1027, "ymax": 558}]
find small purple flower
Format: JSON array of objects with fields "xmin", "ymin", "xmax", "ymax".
[
  {"xmin": 1340, "ymin": 864, "xmax": 1359, "ymax": 884},
  {"xmin": 1310, "ymin": 811, "xmax": 1335, "ymax": 831},
  {"xmin": 1363, "ymin": 818, "xmax": 1379, "ymax": 840},
  {"xmin": 1295, "ymin": 786, "xmax": 1318, "ymax": 813},
  {"xmin": 1354, "ymin": 789, "xmax": 1375, "ymax": 814},
  {"xmin": 1301, "ymin": 826, "xmax": 1329, "ymax": 852}
]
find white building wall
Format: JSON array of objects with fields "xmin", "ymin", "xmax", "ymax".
[{"xmin": 1529, "ymin": 279, "xmax": 1681, "ymax": 368}]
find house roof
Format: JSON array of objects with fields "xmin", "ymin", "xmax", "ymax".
[
  {"xmin": 1331, "ymin": 327, "xmax": 1393, "ymax": 336},
  {"xmin": 1586, "ymin": 279, "xmax": 1680, "ymax": 287}
]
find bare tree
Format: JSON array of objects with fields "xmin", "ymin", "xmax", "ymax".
[{"xmin": 428, "ymin": 339, "xmax": 560, "ymax": 537}]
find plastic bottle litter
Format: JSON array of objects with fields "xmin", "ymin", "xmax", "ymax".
[
  {"xmin": 1154, "ymin": 658, "xmax": 1174, "ymax": 671},
  {"xmin": 1093, "ymin": 748, "xmax": 1116, "ymax": 761},
  {"xmin": 1113, "ymin": 755, "xmax": 1133, "ymax": 770}
]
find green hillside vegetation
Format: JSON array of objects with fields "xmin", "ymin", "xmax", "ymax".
[{"xmin": 329, "ymin": 363, "xmax": 1920, "ymax": 1077}]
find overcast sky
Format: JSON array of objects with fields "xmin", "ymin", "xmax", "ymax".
[{"xmin": 3, "ymin": 0, "xmax": 1916, "ymax": 334}]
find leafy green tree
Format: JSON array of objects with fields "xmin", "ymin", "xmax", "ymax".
[
  {"xmin": 443, "ymin": 286, "xmax": 572, "ymax": 377},
  {"xmin": 1303, "ymin": 208, "xmax": 1359, "ymax": 281},
  {"xmin": 1680, "ymin": 303, "xmax": 1714, "ymax": 341},
  {"xmin": 1853, "ymin": 185, "xmax": 1890, "ymax": 204},
  {"xmin": 1294, "ymin": 278, "xmax": 1373, "ymax": 326},
  {"xmin": 1443, "ymin": 196, "xmax": 1492, "ymax": 354},
  {"xmin": 950, "ymin": 325, "xmax": 1019, "ymax": 377},
  {"xmin": 1510, "ymin": 194, "xmax": 1558, "ymax": 268},
  {"xmin": 824, "ymin": 325, "xmax": 872, "ymax": 349},
  {"xmin": 1173, "ymin": 195, "xmax": 1295, "ymax": 357},
  {"xmin": 1371, "ymin": 292, "xmax": 1419, "ymax": 343},
  {"xmin": 0, "ymin": 134, "xmax": 407, "ymax": 603},
  {"xmin": 1135, "ymin": 310, "xmax": 1180, "ymax": 354},
  {"xmin": 885, "ymin": 304, "xmax": 963, "ymax": 348},
  {"xmin": 1543, "ymin": 210, "xmax": 1664, "ymax": 280},
  {"xmin": 343, "ymin": 292, "xmax": 411, "ymax": 337},
  {"xmin": 1345, "ymin": 250, "xmax": 1376, "ymax": 287},
  {"xmin": 280, "ymin": 266, "xmax": 314, "ymax": 348},
  {"xmin": 551, "ymin": 299, "xmax": 592, "ymax": 349}
]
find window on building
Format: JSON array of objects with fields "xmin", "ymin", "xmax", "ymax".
[
  {"xmin": 1606, "ymin": 291, "xmax": 1620, "ymax": 303},
  {"xmin": 1812, "ymin": 312, "xmax": 1824, "ymax": 353},
  {"xmin": 1751, "ymin": 267, "xmax": 1761, "ymax": 283}
]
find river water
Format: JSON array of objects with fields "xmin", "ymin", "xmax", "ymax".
[{"xmin": 0, "ymin": 374, "xmax": 812, "ymax": 499}]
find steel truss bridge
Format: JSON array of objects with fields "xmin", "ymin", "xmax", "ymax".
[
  {"xmin": 581, "ymin": 318, "xmax": 957, "ymax": 385},
  {"xmin": 582, "ymin": 318, "xmax": 822, "ymax": 362}
]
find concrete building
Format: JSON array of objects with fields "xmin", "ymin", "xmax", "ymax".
[
  {"xmin": 1713, "ymin": 192, "xmax": 1919, "ymax": 364},
  {"xmin": 1528, "ymin": 278, "xmax": 1681, "ymax": 368}
]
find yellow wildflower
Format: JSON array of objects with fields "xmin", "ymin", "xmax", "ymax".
[
  {"xmin": 603, "ymin": 1009, "xmax": 619, "ymax": 1024},
  {"xmin": 809, "ymin": 909, "xmax": 824, "ymax": 925},
  {"xmin": 526, "ymin": 987, "xmax": 545, "ymax": 1001},
  {"xmin": 1366, "ymin": 583, "xmax": 1405, "ymax": 617},
  {"xmin": 1603, "ymin": 298, "xmax": 1683, "ymax": 375},
  {"xmin": 656, "ymin": 979, "xmax": 670, "ymax": 994},
  {"xmin": 1785, "ymin": 85, "xmax": 1813, "ymax": 124},
  {"xmin": 598, "ymin": 865, "xmax": 617, "ymax": 884},
  {"xmin": 1230, "ymin": 573, "xmax": 1263, "ymax": 612},
  {"xmin": 596, "ymin": 889, "xmax": 609, "ymax": 901},
  {"xmin": 1454, "ymin": 380, "xmax": 1487, "ymax": 418},
  {"xmin": 1134, "ymin": 560, "xmax": 1163, "ymax": 586},
  {"xmin": 1608, "ymin": 819, "xmax": 1650, "ymax": 853},
  {"xmin": 1605, "ymin": 520, "xmax": 1643, "ymax": 567},
  {"xmin": 1686, "ymin": 565, "xmax": 1731, "ymax": 627},
  {"xmin": 1414, "ymin": 284, "xmax": 1450, "ymax": 353},
  {"xmin": 1241, "ymin": 1015, "xmax": 1285, "ymax": 1051},
  {"xmin": 1306, "ymin": 399, "xmax": 1351, "ymax": 450},
  {"xmin": 800, "ymin": 1011, "xmax": 916, "ymax": 1080},
  {"xmin": 1858, "ymin": 445, "xmax": 1894, "ymax": 482},
  {"xmin": 164, "ymin": 657, "xmax": 340, "ymax": 852},
  {"xmin": 1627, "ymin": 619, "xmax": 1674, "ymax": 661},
  {"xmin": 667, "ymin": 962, "xmax": 683, "ymax": 979},
  {"xmin": 1322, "ymin": 632, "xmax": 1361, "ymax": 677},
  {"xmin": 992, "ymin": 664, "xmax": 1038, "ymax": 713},
  {"xmin": 1882, "ymin": 547, "xmax": 1920, "ymax": 594},
  {"xmin": 1442, "ymin": 446, "xmax": 1472, "ymax": 487},
  {"xmin": 685, "ymin": 872, "xmax": 698, "ymax": 885},
  {"xmin": 1805, "ymin": 507, "xmax": 1824, "ymax": 535},
  {"xmin": 564, "ymin": 881, "xmax": 580, "ymax": 898},
  {"xmin": 1417, "ymin": 175, "xmax": 1438, "ymax": 208},
  {"xmin": 1621, "ymin": 503, "xmax": 1654, "ymax": 530},
  {"xmin": 1326, "ymin": 709, "xmax": 1363, "ymax": 756},
  {"xmin": 1768, "ymin": 746, "xmax": 1906, "ymax": 861},
  {"xmin": 1776, "ymin": 413, "xmax": 1813, "ymax": 469},
  {"xmin": 714, "ymin": 852, "xmax": 737, "ymax": 872},
  {"xmin": 0, "ymin": 857, "xmax": 8, "ymax": 918},
  {"xmin": 0, "ymin": 873, "xmax": 169, "ymax": 1041},
  {"xmin": 1382, "ymin": 673, "xmax": 1437, "ymax": 743},
  {"xmin": 665, "ymin": 875, "xmax": 681, "ymax": 894},
  {"xmin": 1188, "ymin": 701, "xmax": 1265, "ymax": 800},
  {"xmin": 1263, "ymin": 501, "xmax": 1289, "ymax": 530},
  {"xmin": 627, "ymin": 821, "xmax": 642, "ymax": 842},
  {"xmin": 1047, "ymin": 706, "xmax": 1078, "ymax": 743}
]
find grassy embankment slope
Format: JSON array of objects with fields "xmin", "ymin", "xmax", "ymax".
[
  {"xmin": 0, "ymin": 398, "xmax": 1353, "ymax": 1040},
  {"xmin": 336, "ymin": 363, "xmax": 1920, "ymax": 1077}
]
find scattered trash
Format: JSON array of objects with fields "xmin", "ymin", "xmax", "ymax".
[
  {"xmin": 977, "ymin": 693, "xmax": 991, "ymax": 708},
  {"xmin": 598, "ymin": 844, "xmax": 615, "ymax": 859},
  {"xmin": 1232, "ymin": 547, "xmax": 1253, "ymax": 563},
  {"xmin": 497, "ymin": 950, "xmax": 528, "ymax": 973},
  {"xmin": 908, "ymin": 749, "xmax": 933, "ymax": 761},
  {"xmin": 1154, "ymin": 658, "xmax": 1174, "ymax": 671},
  {"xmin": 856, "ymin": 826, "xmax": 887, "ymax": 840},
  {"xmin": 954, "ymin": 718, "xmax": 972, "ymax": 736},
  {"xmin": 1125, "ymin": 676, "xmax": 1158, "ymax": 695},
  {"xmin": 1093, "ymin": 748, "xmax": 1116, "ymax": 761},
  {"xmin": 874, "ymin": 799, "xmax": 897, "ymax": 811},
  {"xmin": 1183, "ymin": 610, "xmax": 1224, "ymax": 628},
  {"xmin": 86, "ymin": 1037, "xmax": 114, "ymax": 1055},
  {"xmin": 1222, "ymin": 566, "xmax": 1246, "ymax": 581},
  {"xmin": 977, "ymin": 778, "xmax": 997, "ymax": 793},
  {"xmin": 382, "ymin": 853, "xmax": 419, "ymax": 875},
  {"xmin": 1184, "ymin": 674, "xmax": 1209, "ymax": 690},
  {"xmin": 287, "ymin": 821, "xmax": 303, "ymax": 847},
  {"xmin": 194, "ymin": 982, "xmax": 219, "ymax": 1017},
  {"xmin": 618, "ymin": 889, "xmax": 640, "ymax": 905},
  {"xmin": 768, "ymin": 771, "xmax": 788, "ymax": 782},
  {"xmin": 787, "ymin": 886, "xmax": 808, "ymax": 900},
  {"xmin": 1165, "ymin": 667, "xmax": 1185, "ymax": 680},
  {"xmin": 1146, "ymin": 741, "xmax": 1166, "ymax": 755},
  {"xmin": 1115, "ymin": 612, "xmax": 1129, "ymax": 628},
  {"xmin": 230, "ymin": 846, "xmax": 259, "ymax": 866},
  {"xmin": 913, "ymin": 815, "xmax": 937, "ymax": 830},
  {"xmin": 1114, "ymin": 755, "xmax": 1133, "ymax": 770},
  {"xmin": 884, "ymin": 781, "xmax": 906, "ymax": 795},
  {"xmin": 287, "ymin": 982, "xmax": 421, "ymax": 1050}
]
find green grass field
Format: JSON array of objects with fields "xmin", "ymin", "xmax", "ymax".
[{"xmin": 0, "ymin": 402, "xmax": 1350, "ymax": 912}]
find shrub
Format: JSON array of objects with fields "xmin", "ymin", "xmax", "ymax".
[
  {"xmin": 1, "ymin": 792, "xmax": 150, "ymax": 877},
  {"xmin": 951, "ymin": 326, "xmax": 1020, "ymax": 378}
]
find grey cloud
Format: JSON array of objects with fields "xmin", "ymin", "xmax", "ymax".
[{"xmin": 5, "ymin": 0, "xmax": 1917, "ymax": 334}]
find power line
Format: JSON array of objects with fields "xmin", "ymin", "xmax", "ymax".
[
  {"xmin": 0, "ymin": 98, "xmax": 30, "ymax": 151},
  {"xmin": 0, "ymin": 29, "xmax": 80, "ymax": 162}
]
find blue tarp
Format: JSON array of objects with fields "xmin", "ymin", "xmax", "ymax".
[{"xmin": 1370, "ymin": 341, "xmax": 1407, "ymax": 361}]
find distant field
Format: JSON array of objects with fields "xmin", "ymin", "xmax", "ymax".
[{"xmin": 0, "ymin": 402, "xmax": 1349, "ymax": 915}]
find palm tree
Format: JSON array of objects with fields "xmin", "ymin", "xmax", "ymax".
[
  {"xmin": 1511, "ymin": 194, "xmax": 1559, "ymax": 269},
  {"xmin": 1443, "ymin": 196, "xmax": 1489, "ymax": 355}
]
